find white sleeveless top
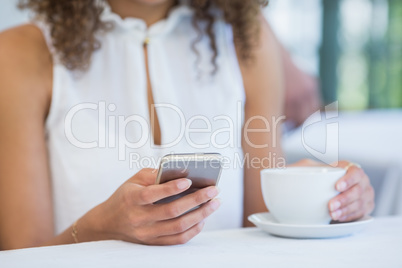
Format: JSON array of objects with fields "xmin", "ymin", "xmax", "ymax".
[{"xmin": 37, "ymin": 3, "xmax": 245, "ymax": 235}]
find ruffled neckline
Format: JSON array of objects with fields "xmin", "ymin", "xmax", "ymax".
[{"xmin": 100, "ymin": 1, "xmax": 193, "ymax": 37}]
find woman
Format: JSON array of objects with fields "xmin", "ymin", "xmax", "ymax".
[{"xmin": 0, "ymin": 0, "xmax": 374, "ymax": 249}]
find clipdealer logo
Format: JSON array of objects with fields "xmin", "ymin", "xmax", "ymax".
[
  {"xmin": 301, "ymin": 101, "xmax": 339, "ymax": 166},
  {"xmin": 63, "ymin": 101, "xmax": 287, "ymax": 166}
]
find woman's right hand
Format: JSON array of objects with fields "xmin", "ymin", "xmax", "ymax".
[{"xmin": 80, "ymin": 168, "xmax": 220, "ymax": 245}]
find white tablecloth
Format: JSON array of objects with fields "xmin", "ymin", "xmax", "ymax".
[
  {"xmin": 1, "ymin": 217, "xmax": 401, "ymax": 268},
  {"xmin": 282, "ymin": 110, "xmax": 402, "ymax": 216}
]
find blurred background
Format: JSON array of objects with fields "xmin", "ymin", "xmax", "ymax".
[
  {"xmin": 1, "ymin": 0, "xmax": 401, "ymax": 217},
  {"xmin": 266, "ymin": 0, "xmax": 402, "ymax": 110}
]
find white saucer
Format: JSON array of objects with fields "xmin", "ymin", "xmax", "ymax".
[{"xmin": 248, "ymin": 212, "xmax": 373, "ymax": 239}]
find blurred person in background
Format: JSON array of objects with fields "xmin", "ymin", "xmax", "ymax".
[{"xmin": 281, "ymin": 45, "xmax": 321, "ymax": 129}]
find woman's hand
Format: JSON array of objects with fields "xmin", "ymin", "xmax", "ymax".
[
  {"xmin": 80, "ymin": 168, "xmax": 220, "ymax": 245},
  {"xmin": 328, "ymin": 161, "xmax": 375, "ymax": 222},
  {"xmin": 292, "ymin": 159, "xmax": 375, "ymax": 222}
]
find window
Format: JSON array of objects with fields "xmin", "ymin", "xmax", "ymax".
[{"xmin": 266, "ymin": 0, "xmax": 402, "ymax": 110}]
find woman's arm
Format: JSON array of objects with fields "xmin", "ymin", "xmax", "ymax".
[
  {"xmin": 0, "ymin": 25, "xmax": 85, "ymax": 249},
  {"xmin": 0, "ymin": 25, "xmax": 55, "ymax": 249},
  {"xmin": 236, "ymin": 16, "xmax": 286, "ymax": 227}
]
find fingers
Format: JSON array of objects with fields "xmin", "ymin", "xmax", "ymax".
[
  {"xmin": 335, "ymin": 199, "xmax": 374, "ymax": 222},
  {"xmin": 150, "ymin": 221, "xmax": 206, "ymax": 245},
  {"xmin": 329, "ymin": 183, "xmax": 363, "ymax": 212},
  {"xmin": 335, "ymin": 164, "xmax": 368, "ymax": 192},
  {"xmin": 338, "ymin": 187, "xmax": 374, "ymax": 221},
  {"xmin": 336, "ymin": 209, "xmax": 365, "ymax": 223},
  {"xmin": 328, "ymin": 161, "xmax": 375, "ymax": 222},
  {"xmin": 125, "ymin": 186, "xmax": 220, "ymax": 245},
  {"xmin": 329, "ymin": 183, "xmax": 375, "ymax": 221},
  {"xmin": 128, "ymin": 178, "xmax": 193, "ymax": 205},
  {"xmin": 331, "ymin": 199, "xmax": 364, "ymax": 221},
  {"xmin": 153, "ymin": 186, "xmax": 220, "ymax": 220},
  {"xmin": 142, "ymin": 199, "xmax": 220, "ymax": 239}
]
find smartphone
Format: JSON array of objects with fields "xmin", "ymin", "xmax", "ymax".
[{"xmin": 155, "ymin": 153, "xmax": 223, "ymax": 204}]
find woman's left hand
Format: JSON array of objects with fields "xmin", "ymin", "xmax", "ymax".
[{"xmin": 328, "ymin": 161, "xmax": 375, "ymax": 222}]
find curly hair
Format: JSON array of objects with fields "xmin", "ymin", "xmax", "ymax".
[{"xmin": 19, "ymin": 0, "xmax": 268, "ymax": 71}]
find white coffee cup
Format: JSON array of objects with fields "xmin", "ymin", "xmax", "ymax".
[{"xmin": 260, "ymin": 167, "xmax": 346, "ymax": 225}]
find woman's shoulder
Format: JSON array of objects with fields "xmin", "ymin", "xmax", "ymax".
[
  {"xmin": 237, "ymin": 15, "xmax": 284, "ymax": 119},
  {"xmin": 0, "ymin": 24, "xmax": 52, "ymax": 115},
  {"xmin": 236, "ymin": 16, "xmax": 284, "ymax": 93},
  {"xmin": 0, "ymin": 24, "xmax": 52, "ymax": 71}
]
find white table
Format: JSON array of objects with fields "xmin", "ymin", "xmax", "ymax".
[
  {"xmin": 1, "ymin": 217, "xmax": 401, "ymax": 268},
  {"xmin": 283, "ymin": 110, "xmax": 402, "ymax": 216}
]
